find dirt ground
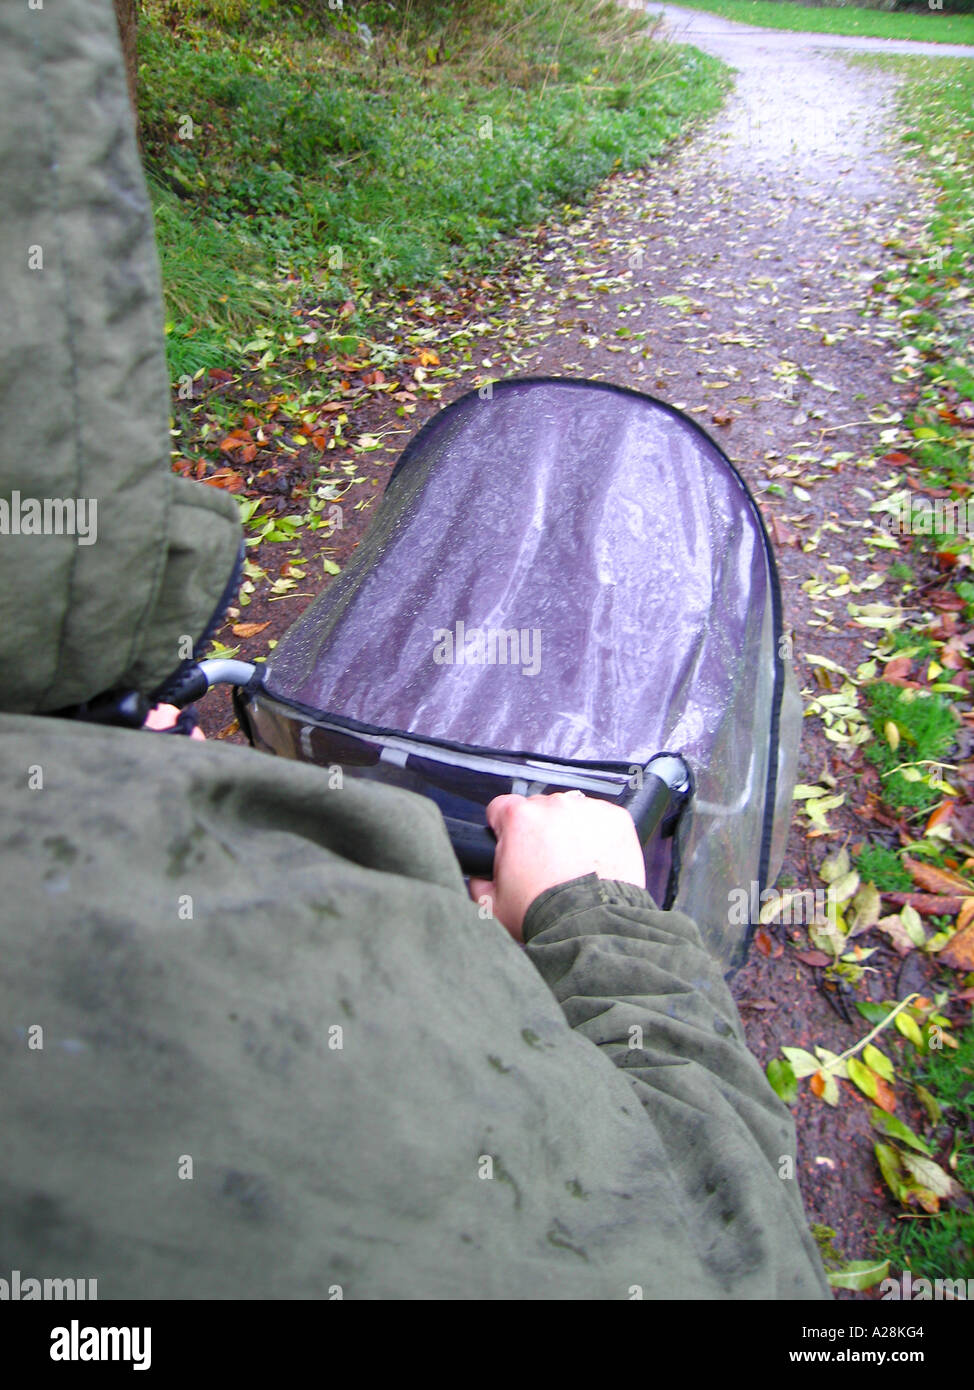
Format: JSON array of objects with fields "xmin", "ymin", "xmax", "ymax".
[{"xmin": 193, "ymin": 11, "xmax": 974, "ymax": 1284}]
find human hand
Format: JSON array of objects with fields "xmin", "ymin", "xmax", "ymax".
[
  {"xmin": 468, "ymin": 790, "xmax": 646, "ymax": 942},
  {"xmin": 143, "ymin": 703, "xmax": 205, "ymax": 740}
]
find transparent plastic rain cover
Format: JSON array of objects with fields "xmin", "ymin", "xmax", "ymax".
[{"xmin": 259, "ymin": 378, "xmax": 801, "ymax": 969}]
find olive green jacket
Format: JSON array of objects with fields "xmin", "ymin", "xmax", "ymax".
[{"xmin": 0, "ymin": 0, "xmax": 828, "ymax": 1299}]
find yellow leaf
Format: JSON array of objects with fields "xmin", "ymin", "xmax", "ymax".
[{"xmin": 830, "ymin": 869, "xmax": 860, "ymax": 905}]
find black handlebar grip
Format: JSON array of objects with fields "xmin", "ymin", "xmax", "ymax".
[
  {"xmin": 161, "ymin": 664, "xmax": 209, "ymax": 709},
  {"xmin": 622, "ymin": 772, "xmax": 673, "ymax": 846},
  {"xmin": 443, "ymin": 816, "xmax": 498, "ymax": 879},
  {"xmin": 445, "ymin": 772, "xmax": 678, "ymax": 879}
]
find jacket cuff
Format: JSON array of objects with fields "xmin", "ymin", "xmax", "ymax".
[{"xmin": 522, "ymin": 873, "xmax": 660, "ymax": 944}]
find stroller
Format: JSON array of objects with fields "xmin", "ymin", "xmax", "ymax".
[{"xmin": 175, "ymin": 377, "xmax": 801, "ymax": 972}]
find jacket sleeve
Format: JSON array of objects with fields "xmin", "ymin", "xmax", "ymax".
[{"xmin": 523, "ymin": 873, "xmax": 831, "ymax": 1296}]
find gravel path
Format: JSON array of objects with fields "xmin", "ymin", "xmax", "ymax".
[{"xmin": 649, "ymin": 2, "xmax": 974, "ymax": 59}]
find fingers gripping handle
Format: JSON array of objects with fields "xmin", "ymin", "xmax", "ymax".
[{"xmin": 448, "ymin": 754, "xmax": 692, "ymax": 879}]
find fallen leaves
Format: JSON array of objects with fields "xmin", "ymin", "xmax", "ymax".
[
  {"xmin": 939, "ymin": 918, "xmax": 974, "ymax": 970},
  {"xmin": 204, "ymin": 467, "xmax": 246, "ymax": 492},
  {"xmin": 753, "ymin": 927, "xmax": 783, "ymax": 958},
  {"xmin": 875, "ymin": 911, "xmax": 922, "ymax": 956},
  {"xmin": 875, "ymin": 1140, "xmax": 965, "ymax": 1215},
  {"xmin": 218, "ymin": 429, "xmax": 259, "ymax": 465},
  {"xmin": 793, "ymin": 780, "xmax": 847, "ymax": 834},
  {"xmin": 827, "ymin": 1258, "xmax": 891, "ymax": 1292},
  {"xmin": 882, "ymin": 891, "xmax": 967, "ymax": 917},
  {"xmin": 902, "ymin": 855, "xmax": 974, "ymax": 895},
  {"xmin": 769, "ymin": 513, "xmax": 799, "ymax": 547}
]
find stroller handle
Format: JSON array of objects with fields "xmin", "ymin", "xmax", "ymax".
[
  {"xmin": 448, "ymin": 754, "xmax": 691, "ymax": 880},
  {"xmin": 175, "ymin": 664, "xmax": 691, "ymax": 884}
]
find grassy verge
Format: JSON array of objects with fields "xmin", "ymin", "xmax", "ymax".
[
  {"xmin": 874, "ymin": 1025, "xmax": 974, "ymax": 1281},
  {"xmin": 140, "ymin": 0, "xmax": 729, "ymax": 380},
  {"xmin": 765, "ymin": 55, "xmax": 974, "ymax": 1293},
  {"xmin": 659, "ymin": 0, "xmax": 974, "ymax": 45},
  {"xmin": 854, "ymin": 53, "xmax": 974, "ymax": 1286}
]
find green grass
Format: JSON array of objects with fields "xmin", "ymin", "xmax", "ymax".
[
  {"xmin": 854, "ymin": 844, "xmax": 914, "ymax": 892},
  {"xmin": 863, "ymin": 55, "xmax": 974, "ymax": 479},
  {"xmin": 863, "ymin": 683, "xmax": 960, "ymax": 812},
  {"xmin": 852, "ymin": 55, "xmax": 973, "ymax": 828},
  {"xmin": 151, "ymin": 182, "xmax": 293, "ymax": 378},
  {"xmin": 662, "ymin": 0, "xmax": 974, "ymax": 45},
  {"xmin": 875, "ymin": 1027, "xmax": 974, "ymax": 1282},
  {"xmin": 140, "ymin": 0, "xmax": 730, "ymax": 378}
]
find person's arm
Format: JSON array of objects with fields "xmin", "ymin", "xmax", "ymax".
[{"xmin": 473, "ymin": 793, "xmax": 830, "ymax": 1294}]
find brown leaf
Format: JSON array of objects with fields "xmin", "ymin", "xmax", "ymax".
[
  {"xmin": 711, "ymin": 407, "xmax": 735, "ymax": 427},
  {"xmin": 924, "ymin": 802, "xmax": 954, "ymax": 835},
  {"xmin": 880, "ymin": 452, "xmax": 914, "ymax": 467},
  {"xmin": 939, "ymin": 920, "xmax": 974, "ymax": 971},
  {"xmin": 929, "ymin": 591, "xmax": 966, "ymax": 612},
  {"xmin": 904, "ymin": 476, "xmax": 952, "ymax": 496},
  {"xmin": 754, "ymin": 928, "xmax": 782, "ymax": 958},
  {"xmin": 883, "ymin": 892, "xmax": 967, "ymax": 916},
  {"xmin": 902, "ymin": 856, "xmax": 974, "ymax": 896},
  {"xmin": 884, "ymin": 656, "xmax": 913, "ymax": 680},
  {"xmin": 207, "ymin": 367, "xmax": 234, "ymax": 383},
  {"xmin": 874, "ymin": 1077, "xmax": 896, "ymax": 1114},
  {"xmin": 927, "ymin": 612, "xmax": 958, "ymax": 641},
  {"xmin": 876, "ymin": 913, "xmax": 918, "ymax": 956},
  {"xmin": 231, "ymin": 621, "xmax": 270, "ymax": 638},
  {"xmin": 770, "ymin": 514, "xmax": 799, "ymax": 547},
  {"xmin": 792, "ymin": 950, "xmax": 832, "ymax": 967},
  {"xmin": 204, "ymin": 468, "xmax": 244, "ymax": 492}
]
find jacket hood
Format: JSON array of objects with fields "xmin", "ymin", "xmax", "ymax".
[{"xmin": 0, "ymin": 0, "xmax": 241, "ymax": 716}]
